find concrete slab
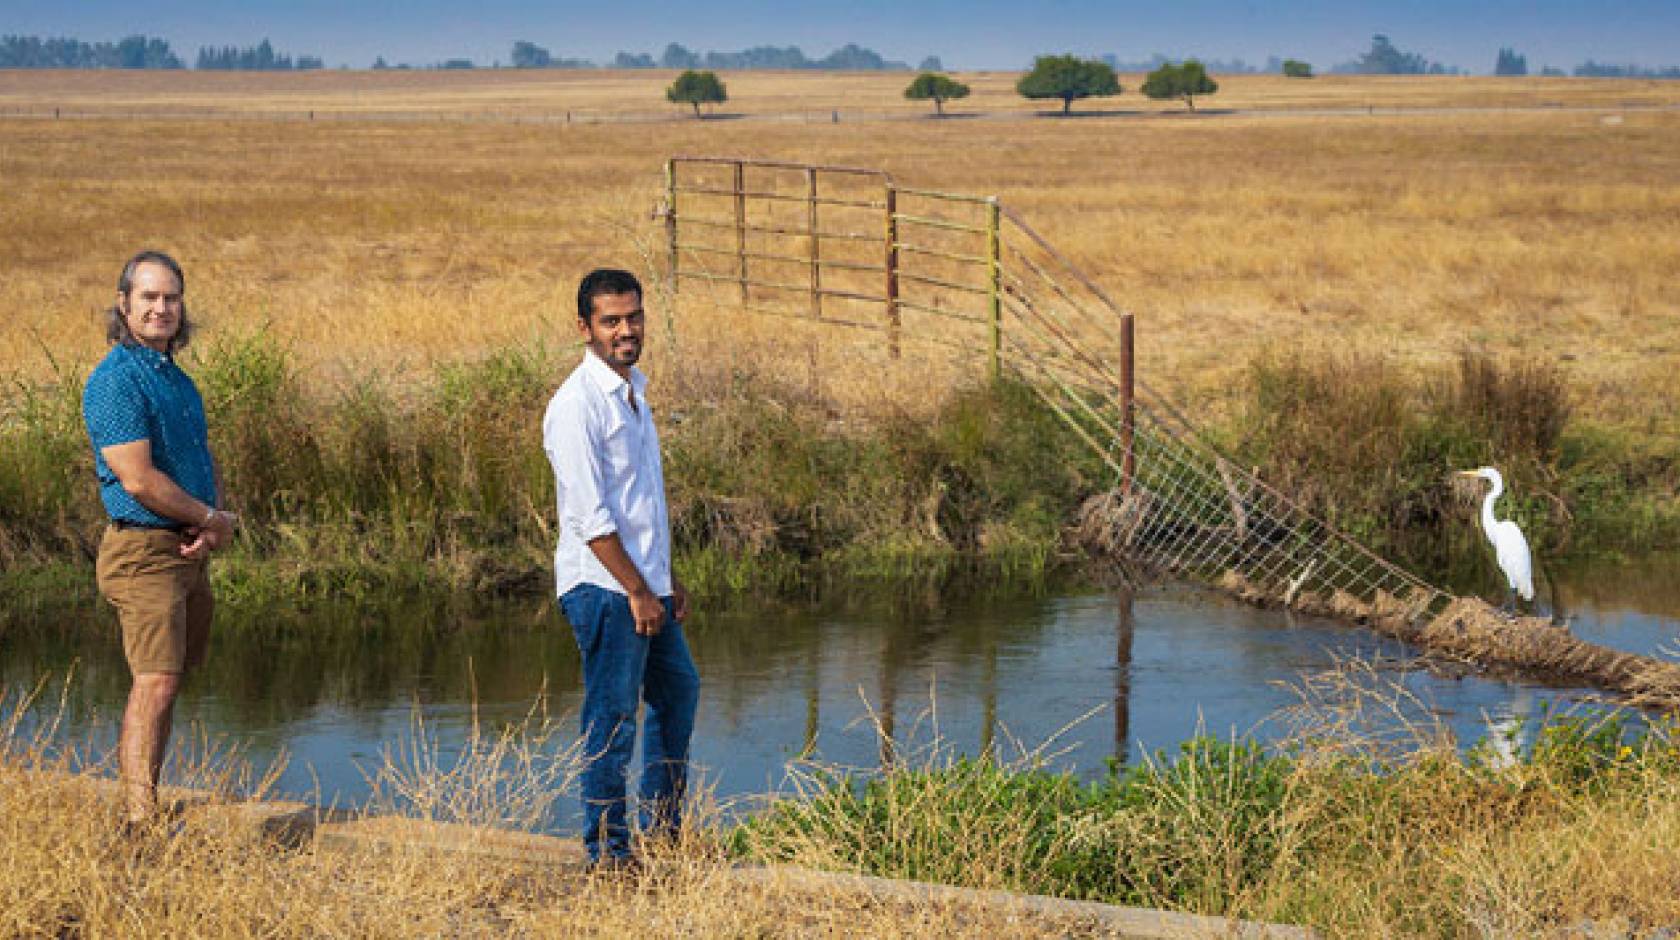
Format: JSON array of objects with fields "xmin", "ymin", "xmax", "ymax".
[
  {"xmin": 725, "ymin": 864, "xmax": 1315, "ymax": 939},
  {"xmin": 314, "ymin": 816, "xmax": 589, "ymax": 869}
]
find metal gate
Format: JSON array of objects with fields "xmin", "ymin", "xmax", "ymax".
[{"xmin": 662, "ymin": 156, "xmax": 1005, "ymax": 375}]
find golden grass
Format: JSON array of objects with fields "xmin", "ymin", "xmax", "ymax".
[
  {"xmin": 0, "ymin": 768, "xmax": 1113, "ymax": 938},
  {"xmin": 2, "ymin": 73, "xmax": 1677, "ymax": 429}
]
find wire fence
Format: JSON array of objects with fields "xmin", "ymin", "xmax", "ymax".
[{"xmin": 657, "ymin": 153, "xmax": 1680, "ymax": 702}]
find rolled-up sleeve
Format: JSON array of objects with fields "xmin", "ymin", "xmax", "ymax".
[{"xmin": 544, "ymin": 391, "xmax": 617, "ymax": 542}]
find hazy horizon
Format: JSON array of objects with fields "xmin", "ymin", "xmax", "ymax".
[{"xmin": 2, "ymin": 0, "xmax": 1677, "ymax": 74}]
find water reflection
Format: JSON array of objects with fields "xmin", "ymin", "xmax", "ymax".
[
  {"xmin": 1115, "ymin": 583, "xmax": 1135, "ymax": 762},
  {"xmin": 2, "ymin": 570, "xmax": 1673, "ymax": 816}
]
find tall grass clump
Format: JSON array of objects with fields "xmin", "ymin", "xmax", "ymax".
[
  {"xmin": 665, "ymin": 373, "xmax": 1100, "ymax": 592},
  {"xmin": 0, "ymin": 351, "xmax": 97, "ymax": 568},
  {"xmin": 1238, "ymin": 348, "xmax": 1583, "ymax": 557}
]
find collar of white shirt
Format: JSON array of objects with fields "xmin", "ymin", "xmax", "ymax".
[{"xmin": 579, "ymin": 349, "xmax": 648, "ymax": 407}]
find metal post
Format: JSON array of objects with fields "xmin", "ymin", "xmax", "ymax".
[
  {"xmin": 1120, "ymin": 312, "xmax": 1136, "ymax": 495},
  {"xmin": 734, "ymin": 162, "xmax": 748, "ymax": 304},
  {"xmin": 987, "ymin": 197, "xmax": 1002, "ymax": 382},
  {"xmin": 664, "ymin": 159, "xmax": 679, "ymax": 296},
  {"xmin": 885, "ymin": 184, "xmax": 900, "ymax": 359},
  {"xmin": 807, "ymin": 167, "xmax": 821, "ymax": 319}
]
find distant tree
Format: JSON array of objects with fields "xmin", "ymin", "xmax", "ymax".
[
  {"xmin": 1016, "ymin": 54, "xmax": 1120, "ymax": 115},
  {"xmin": 660, "ymin": 43, "xmax": 700, "ymax": 69},
  {"xmin": 666, "ymin": 69, "xmax": 727, "ymax": 116},
  {"xmin": 1494, "ymin": 47, "xmax": 1528, "ymax": 76},
  {"xmin": 614, "ymin": 51, "xmax": 656, "ymax": 68},
  {"xmin": 817, "ymin": 43, "xmax": 897, "ymax": 70},
  {"xmin": 440, "ymin": 58, "xmax": 474, "ymax": 70},
  {"xmin": 372, "ymin": 55, "xmax": 388, "ymax": 69},
  {"xmin": 1282, "ymin": 58, "xmax": 1313, "ymax": 78},
  {"xmin": 1354, "ymin": 34, "xmax": 1430, "ymax": 74},
  {"xmin": 919, "ymin": 55, "xmax": 943, "ymax": 72},
  {"xmin": 706, "ymin": 45, "xmax": 808, "ymax": 69},
  {"xmin": 1141, "ymin": 60, "xmax": 1218, "ymax": 111},
  {"xmin": 296, "ymin": 55, "xmax": 323, "ymax": 70},
  {"xmin": 904, "ymin": 71, "xmax": 970, "ymax": 116},
  {"xmin": 511, "ymin": 41, "xmax": 551, "ymax": 68},
  {"xmin": 1540, "ymin": 65, "xmax": 1566, "ymax": 77}
]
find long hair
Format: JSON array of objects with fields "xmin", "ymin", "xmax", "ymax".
[{"xmin": 105, "ymin": 249, "xmax": 192, "ymax": 354}]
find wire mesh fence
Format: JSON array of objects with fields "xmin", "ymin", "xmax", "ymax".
[{"xmin": 990, "ymin": 208, "xmax": 1452, "ymax": 626}]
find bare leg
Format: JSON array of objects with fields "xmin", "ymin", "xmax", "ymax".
[{"xmin": 119, "ymin": 672, "xmax": 181, "ymax": 824}]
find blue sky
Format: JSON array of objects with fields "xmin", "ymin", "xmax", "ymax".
[{"xmin": 2, "ymin": 0, "xmax": 1675, "ymax": 71}]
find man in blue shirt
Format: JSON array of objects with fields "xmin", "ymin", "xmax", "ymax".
[{"xmin": 82, "ymin": 250, "xmax": 237, "ymax": 828}]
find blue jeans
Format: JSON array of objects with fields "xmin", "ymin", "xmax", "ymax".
[{"xmin": 559, "ymin": 583, "xmax": 701, "ymax": 862}]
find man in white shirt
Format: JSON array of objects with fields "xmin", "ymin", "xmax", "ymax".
[{"xmin": 544, "ymin": 268, "xmax": 699, "ymax": 869}]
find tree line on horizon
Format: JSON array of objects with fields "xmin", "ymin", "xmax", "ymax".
[
  {"xmin": 514, "ymin": 41, "xmax": 939, "ymax": 72},
  {"xmin": 196, "ymin": 40, "xmax": 322, "ymax": 71},
  {"xmin": 0, "ymin": 35, "xmax": 320, "ymax": 70},
  {"xmin": 3, "ymin": 32, "xmax": 1678, "ymax": 79}
]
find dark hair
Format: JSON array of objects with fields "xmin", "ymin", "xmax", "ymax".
[
  {"xmin": 576, "ymin": 268, "xmax": 642, "ymax": 323},
  {"xmin": 106, "ymin": 249, "xmax": 192, "ymax": 353}
]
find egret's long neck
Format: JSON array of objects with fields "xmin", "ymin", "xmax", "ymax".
[{"xmin": 1481, "ymin": 476, "xmax": 1503, "ymax": 533}]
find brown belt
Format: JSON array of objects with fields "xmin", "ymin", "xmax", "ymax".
[{"xmin": 110, "ymin": 519, "xmax": 187, "ymax": 534}]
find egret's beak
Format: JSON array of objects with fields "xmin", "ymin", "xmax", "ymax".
[{"xmin": 1454, "ymin": 471, "xmax": 1477, "ymax": 478}]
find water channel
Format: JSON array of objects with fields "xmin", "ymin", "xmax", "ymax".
[{"xmin": 3, "ymin": 554, "xmax": 1677, "ymax": 821}]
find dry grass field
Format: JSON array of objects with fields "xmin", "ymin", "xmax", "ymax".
[
  {"xmin": 4, "ymin": 69, "xmax": 1677, "ymax": 431},
  {"xmin": 5, "ymin": 67, "xmax": 1680, "ymax": 117}
]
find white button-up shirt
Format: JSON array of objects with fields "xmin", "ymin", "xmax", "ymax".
[{"xmin": 543, "ymin": 350, "xmax": 673, "ymax": 599}]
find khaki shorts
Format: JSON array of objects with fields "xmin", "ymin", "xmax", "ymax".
[{"xmin": 95, "ymin": 526, "xmax": 214, "ymax": 676}]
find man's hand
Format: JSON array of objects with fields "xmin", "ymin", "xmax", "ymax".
[
  {"xmin": 180, "ymin": 510, "xmax": 237, "ymax": 559},
  {"xmin": 629, "ymin": 587, "xmax": 666, "ymax": 637}
]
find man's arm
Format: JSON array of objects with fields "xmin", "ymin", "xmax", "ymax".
[
  {"xmin": 586, "ymin": 534, "xmax": 666, "ymax": 637},
  {"xmin": 101, "ymin": 439, "xmax": 235, "ymax": 557},
  {"xmin": 546, "ymin": 393, "xmax": 664, "ymax": 636}
]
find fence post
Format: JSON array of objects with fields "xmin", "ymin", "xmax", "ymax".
[
  {"xmin": 885, "ymin": 183, "xmax": 900, "ymax": 359},
  {"xmin": 987, "ymin": 197, "xmax": 1002, "ymax": 382},
  {"xmin": 665, "ymin": 159, "xmax": 679, "ymax": 296},
  {"xmin": 734, "ymin": 162, "xmax": 748, "ymax": 304},
  {"xmin": 1120, "ymin": 312, "xmax": 1135, "ymax": 495},
  {"xmin": 807, "ymin": 167, "xmax": 821, "ymax": 319}
]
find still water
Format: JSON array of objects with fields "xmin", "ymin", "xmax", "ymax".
[{"xmin": 3, "ymin": 556, "xmax": 1677, "ymax": 816}]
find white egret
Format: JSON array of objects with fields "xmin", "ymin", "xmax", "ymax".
[{"xmin": 1457, "ymin": 467, "xmax": 1534, "ymax": 611}]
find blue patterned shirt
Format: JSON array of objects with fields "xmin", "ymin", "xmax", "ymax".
[{"xmin": 82, "ymin": 343, "xmax": 218, "ymax": 526}]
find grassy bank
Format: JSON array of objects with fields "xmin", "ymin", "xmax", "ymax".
[
  {"xmin": 4, "ymin": 668, "xmax": 1679, "ymax": 937},
  {"xmin": 735, "ymin": 702, "xmax": 1680, "ymax": 936},
  {"xmin": 0, "ymin": 690, "xmax": 1111, "ymax": 938},
  {"xmin": 3, "ymin": 333, "xmax": 1676, "ymax": 625}
]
